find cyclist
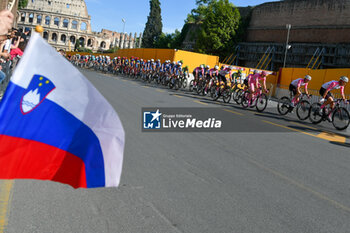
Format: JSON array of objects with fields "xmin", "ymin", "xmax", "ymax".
[
  {"xmin": 319, "ymin": 76, "xmax": 349, "ymax": 120},
  {"xmin": 289, "ymin": 75, "xmax": 312, "ymax": 106},
  {"xmin": 193, "ymin": 65, "xmax": 205, "ymax": 88}
]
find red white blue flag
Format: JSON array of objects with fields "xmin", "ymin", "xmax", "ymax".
[{"xmin": 0, "ymin": 33, "xmax": 125, "ymax": 188}]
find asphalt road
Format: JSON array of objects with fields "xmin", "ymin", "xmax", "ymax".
[{"xmin": 2, "ymin": 69, "xmax": 350, "ymax": 233}]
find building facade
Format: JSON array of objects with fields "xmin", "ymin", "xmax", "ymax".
[
  {"xmin": 17, "ymin": 0, "xmax": 142, "ymax": 52},
  {"xmin": 1, "ymin": 0, "xmax": 19, "ymax": 25}
]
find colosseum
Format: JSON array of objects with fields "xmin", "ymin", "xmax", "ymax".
[{"xmin": 17, "ymin": 0, "xmax": 142, "ymax": 52}]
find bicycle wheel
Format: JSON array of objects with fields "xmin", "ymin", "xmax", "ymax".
[
  {"xmin": 256, "ymin": 93, "xmax": 268, "ymax": 112},
  {"xmin": 309, "ymin": 103, "xmax": 323, "ymax": 124},
  {"xmin": 189, "ymin": 80, "xmax": 194, "ymax": 92},
  {"xmin": 332, "ymin": 107, "xmax": 350, "ymax": 130},
  {"xmin": 296, "ymin": 100, "xmax": 311, "ymax": 121},
  {"xmin": 223, "ymin": 89, "xmax": 232, "ymax": 103},
  {"xmin": 234, "ymin": 89, "xmax": 244, "ymax": 104},
  {"xmin": 277, "ymin": 97, "xmax": 291, "ymax": 115},
  {"xmin": 241, "ymin": 91, "xmax": 250, "ymax": 109}
]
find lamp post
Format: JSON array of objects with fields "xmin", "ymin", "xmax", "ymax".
[
  {"xmin": 121, "ymin": 18, "xmax": 126, "ymax": 49},
  {"xmin": 283, "ymin": 24, "xmax": 292, "ymax": 68}
]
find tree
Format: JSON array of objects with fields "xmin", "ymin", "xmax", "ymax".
[
  {"xmin": 154, "ymin": 30, "xmax": 182, "ymax": 49},
  {"xmin": 195, "ymin": 0, "xmax": 240, "ymax": 58},
  {"xmin": 142, "ymin": 0, "xmax": 163, "ymax": 48},
  {"xmin": 18, "ymin": 0, "xmax": 28, "ymax": 10}
]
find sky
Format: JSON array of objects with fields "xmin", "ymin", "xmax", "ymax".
[{"xmin": 85, "ymin": 0, "xmax": 281, "ymax": 35}]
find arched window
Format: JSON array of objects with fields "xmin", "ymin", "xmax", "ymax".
[
  {"xmin": 43, "ymin": 32, "xmax": 48, "ymax": 40},
  {"xmin": 37, "ymin": 15, "xmax": 42, "ymax": 24},
  {"xmin": 45, "ymin": 16, "xmax": 51, "ymax": 25},
  {"xmin": 100, "ymin": 41, "xmax": 106, "ymax": 48},
  {"xmin": 80, "ymin": 22, "xmax": 87, "ymax": 31},
  {"xmin": 52, "ymin": 33, "xmax": 57, "ymax": 42},
  {"xmin": 70, "ymin": 36, "xmax": 76, "ymax": 44},
  {"xmin": 63, "ymin": 19, "xmax": 69, "ymax": 28},
  {"xmin": 61, "ymin": 34, "xmax": 66, "ymax": 43},
  {"xmin": 29, "ymin": 14, "xmax": 34, "ymax": 23},
  {"xmin": 72, "ymin": 20, "xmax": 78, "ymax": 30},
  {"xmin": 21, "ymin": 13, "xmax": 26, "ymax": 22},
  {"xmin": 79, "ymin": 37, "xmax": 85, "ymax": 46},
  {"xmin": 87, "ymin": 39, "xmax": 92, "ymax": 47},
  {"xmin": 54, "ymin": 17, "xmax": 59, "ymax": 26}
]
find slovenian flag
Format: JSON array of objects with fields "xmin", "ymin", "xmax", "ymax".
[{"xmin": 0, "ymin": 33, "xmax": 125, "ymax": 188}]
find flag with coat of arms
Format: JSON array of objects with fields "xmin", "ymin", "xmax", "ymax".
[{"xmin": 0, "ymin": 33, "xmax": 125, "ymax": 189}]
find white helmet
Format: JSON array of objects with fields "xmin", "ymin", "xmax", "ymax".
[
  {"xmin": 200, "ymin": 64, "xmax": 204, "ymax": 69},
  {"xmin": 178, "ymin": 62, "xmax": 182, "ymax": 66},
  {"xmin": 157, "ymin": 59, "xmax": 160, "ymax": 62},
  {"xmin": 151, "ymin": 59, "xmax": 154, "ymax": 62},
  {"xmin": 173, "ymin": 61, "xmax": 176, "ymax": 65},
  {"xmin": 304, "ymin": 75, "xmax": 312, "ymax": 81},
  {"xmin": 214, "ymin": 65, "xmax": 219, "ymax": 69},
  {"xmin": 206, "ymin": 65, "xmax": 210, "ymax": 69},
  {"xmin": 340, "ymin": 76, "xmax": 349, "ymax": 83}
]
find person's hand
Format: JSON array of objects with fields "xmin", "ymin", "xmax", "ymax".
[{"xmin": 0, "ymin": 10, "xmax": 14, "ymax": 35}]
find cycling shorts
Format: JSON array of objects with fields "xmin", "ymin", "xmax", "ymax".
[
  {"xmin": 319, "ymin": 87, "xmax": 333, "ymax": 100},
  {"xmin": 289, "ymin": 84, "xmax": 297, "ymax": 96}
]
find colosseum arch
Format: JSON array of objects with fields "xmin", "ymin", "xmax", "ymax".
[
  {"xmin": 29, "ymin": 13, "xmax": 34, "ymax": 23},
  {"xmin": 43, "ymin": 31, "xmax": 49, "ymax": 40},
  {"xmin": 63, "ymin": 19, "xmax": 69, "ymax": 28},
  {"xmin": 20, "ymin": 13, "xmax": 25, "ymax": 22},
  {"xmin": 51, "ymin": 33, "xmax": 58, "ymax": 42},
  {"xmin": 45, "ymin": 16, "xmax": 51, "ymax": 25},
  {"xmin": 70, "ymin": 35, "xmax": 76, "ymax": 44},
  {"xmin": 54, "ymin": 17, "xmax": 60, "ymax": 26},
  {"xmin": 87, "ymin": 39, "xmax": 93, "ymax": 47},
  {"xmin": 37, "ymin": 15, "xmax": 42, "ymax": 24},
  {"xmin": 80, "ymin": 22, "xmax": 87, "ymax": 31},
  {"xmin": 79, "ymin": 37, "xmax": 85, "ymax": 46},
  {"xmin": 100, "ymin": 41, "xmax": 106, "ymax": 48},
  {"xmin": 61, "ymin": 34, "xmax": 67, "ymax": 43},
  {"xmin": 72, "ymin": 20, "xmax": 78, "ymax": 30}
]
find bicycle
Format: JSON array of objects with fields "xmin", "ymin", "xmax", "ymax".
[
  {"xmin": 309, "ymin": 99, "xmax": 350, "ymax": 130},
  {"xmin": 241, "ymin": 87, "xmax": 269, "ymax": 112},
  {"xmin": 277, "ymin": 93, "xmax": 312, "ymax": 120}
]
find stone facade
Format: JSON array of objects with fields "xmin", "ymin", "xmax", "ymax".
[
  {"xmin": 17, "ymin": 0, "xmax": 142, "ymax": 52},
  {"xmin": 247, "ymin": 0, "xmax": 350, "ymax": 43}
]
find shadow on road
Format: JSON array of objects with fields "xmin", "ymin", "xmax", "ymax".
[{"xmin": 329, "ymin": 141, "xmax": 350, "ymax": 148}]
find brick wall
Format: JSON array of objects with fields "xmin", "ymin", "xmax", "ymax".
[{"xmin": 247, "ymin": 0, "xmax": 350, "ymax": 43}]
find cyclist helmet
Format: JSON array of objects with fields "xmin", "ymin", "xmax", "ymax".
[
  {"xmin": 141, "ymin": 59, "xmax": 143, "ymax": 61},
  {"xmin": 304, "ymin": 75, "xmax": 312, "ymax": 81},
  {"xmin": 173, "ymin": 61, "xmax": 176, "ymax": 65},
  {"xmin": 261, "ymin": 71, "xmax": 268, "ymax": 76},
  {"xmin": 200, "ymin": 64, "xmax": 204, "ymax": 69},
  {"xmin": 214, "ymin": 65, "xmax": 219, "ymax": 69},
  {"xmin": 157, "ymin": 59, "xmax": 160, "ymax": 62},
  {"xmin": 206, "ymin": 65, "xmax": 210, "ymax": 69},
  {"xmin": 340, "ymin": 76, "xmax": 349, "ymax": 83},
  {"xmin": 178, "ymin": 62, "xmax": 182, "ymax": 66},
  {"xmin": 151, "ymin": 59, "xmax": 154, "ymax": 62}
]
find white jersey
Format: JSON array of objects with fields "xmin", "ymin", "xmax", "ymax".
[
  {"xmin": 291, "ymin": 78, "xmax": 307, "ymax": 87},
  {"xmin": 322, "ymin": 80, "xmax": 341, "ymax": 90}
]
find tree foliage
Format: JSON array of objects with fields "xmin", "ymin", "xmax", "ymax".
[
  {"xmin": 142, "ymin": 0, "xmax": 163, "ymax": 48},
  {"xmin": 154, "ymin": 30, "xmax": 182, "ymax": 49},
  {"xmin": 18, "ymin": 0, "xmax": 28, "ymax": 10},
  {"xmin": 194, "ymin": 0, "xmax": 241, "ymax": 58}
]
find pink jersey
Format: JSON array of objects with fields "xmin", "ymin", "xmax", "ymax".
[
  {"xmin": 219, "ymin": 68, "xmax": 232, "ymax": 77},
  {"xmin": 209, "ymin": 68, "xmax": 219, "ymax": 77},
  {"xmin": 291, "ymin": 78, "xmax": 309, "ymax": 88},
  {"xmin": 249, "ymin": 73, "xmax": 265, "ymax": 86},
  {"xmin": 194, "ymin": 67, "xmax": 204, "ymax": 76},
  {"xmin": 322, "ymin": 81, "xmax": 345, "ymax": 95}
]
